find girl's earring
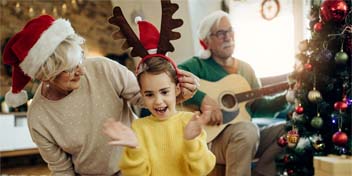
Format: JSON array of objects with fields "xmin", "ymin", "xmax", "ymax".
[{"xmin": 46, "ymin": 83, "xmax": 50, "ymax": 88}]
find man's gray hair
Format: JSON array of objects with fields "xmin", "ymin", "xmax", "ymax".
[
  {"xmin": 197, "ymin": 10, "xmax": 230, "ymax": 59},
  {"xmin": 198, "ymin": 10, "xmax": 230, "ymax": 40}
]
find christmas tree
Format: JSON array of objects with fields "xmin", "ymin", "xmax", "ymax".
[{"xmin": 276, "ymin": 0, "xmax": 351, "ymax": 175}]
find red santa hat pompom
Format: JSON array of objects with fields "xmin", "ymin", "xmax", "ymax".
[
  {"xmin": 198, "ymin": 10, "xmax": 229, "ymax": 59},
  {"xmin": 2, "ymin": 15, "xmax": 75, "ymax": 107}
]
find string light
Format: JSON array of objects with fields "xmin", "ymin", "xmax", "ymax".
[
  {"xmin": 28, "ymin": 6, "xmax": 34, "ymax": 18},
  {"xmin": 62, "ymin": 3, "xmax": 67, "ymax": 15},
  {"xmin": 9, "ymin": 0, "xmax": 85, "ymax": 18},
  {"xmin": 41, "ymin": 8, "xmax": 46, "ymax": 15},
  {"xmin": 15, "ymin": 2, "xmax": 21, "ymax": 14}
]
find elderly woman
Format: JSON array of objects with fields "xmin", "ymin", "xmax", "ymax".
[{"xmin": 3, "ymin": 15, "xmax": 198, "ymax": 176}]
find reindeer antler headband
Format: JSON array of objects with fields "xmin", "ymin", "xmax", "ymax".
[{"xmin": 108, "ymin": 0, "xmax": 183, "ymax": 76}]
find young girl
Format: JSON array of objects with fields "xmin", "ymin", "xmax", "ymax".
[{"xmin": 103, "ymin": 56, "xmax": 215, "ymax": 176}]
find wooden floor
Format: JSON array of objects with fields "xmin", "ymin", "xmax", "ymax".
[{"xmin": 1, "ymin": 163, "xmax": 50, "ymax": 175}]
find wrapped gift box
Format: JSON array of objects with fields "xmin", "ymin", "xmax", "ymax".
[{"xmin": 314, "ymin": 155, "xmax": 352, "ymax": 176}]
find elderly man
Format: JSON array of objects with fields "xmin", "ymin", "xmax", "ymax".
[{"xmin": 178, "ymin": 10, "xmax": 287, "ymax": 176}]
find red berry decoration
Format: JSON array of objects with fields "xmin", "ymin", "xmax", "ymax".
[
  {"xmin": 283, "ymin": 154, "xmax": 290, "ymax": 163},
  {"xmin": 277, "ymin": 136, "xmax": 288, "ymax": 147},
  {"xmin": 314, "ymin": 21, "xmax": 323, "ymax": 32},
  {"xmin": 332, "ymin": 131, "xmax": 348, "ymax": 146},
  {"xmin": 287, "ymin": 169, "xmax": 294, "ymax": 175},
  {"xmin": 304, "ymin": 63, "xmax": 313, "ymax": 71}
]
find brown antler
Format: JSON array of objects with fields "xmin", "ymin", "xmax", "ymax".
[
  {"xmin": 108, "ymin": 7, "xmax": 148, "ymax": 58},
  {"xmin": 157, "ymin": 0, "xmax": 184, "ymax": 55}
]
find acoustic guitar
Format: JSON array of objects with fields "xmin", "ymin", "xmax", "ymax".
[{"xmin": 178, "ymin": 74, "xmax": 289, "ymax": 143}]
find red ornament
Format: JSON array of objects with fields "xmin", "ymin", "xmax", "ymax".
[
  {"xmin": 304, "ymin": 63, "xmax": 313, "ymax": 71},
  {"xmin": 283, "ymin": 154, "xmax": 290, "ymax": 163},
  {"xmin": 277, "ymin": 136, "xmax": 288, "ymax": 147},
  {"xmin": 334, "ymin": 101, "xmax": 348, "ymax": 111},
  {"xmin": 332, "ymin": 131, "xmax": 348, "ymax": 146},
  {"xmin": 320, "ymin": 0, "xmax": 348, "ymax": 22},
  {"xmin": 314, "ymin": 21, "xmax": 323, "ymax": 32},
  {"xmin": 295, "ymin": 105, "xmax": 304, "ymax": 114},
  {"xmin": 287, "ymin": 169, "xmax": 294, "ymax": 175}
]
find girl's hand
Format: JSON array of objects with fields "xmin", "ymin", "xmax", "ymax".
[
  {"xmin": 102, "ymin": 118, "xmax": 139, "ymax": 148},
  {"xmin": 184, "ymin": 109, "xmax": 211, "ymax": 140}
]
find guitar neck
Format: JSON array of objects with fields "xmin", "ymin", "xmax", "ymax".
[{"xmin": 236, "ymin": 82, "xmax": 288, "ymax": 103}]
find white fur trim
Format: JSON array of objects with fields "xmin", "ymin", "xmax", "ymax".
[
  {"xmin": 20, "ymin": 18, "xmax": 75, "ymax": 78},
  {"xmin": 147, "ymin": 49, "xmax": 157, "ymax": 54},
  {"xmin": 135, "ymin": 16, "xmax": 142, "ymax": 24},
  {"xmin": 199, "ymin": 49, "xmax": 211, "ymax": 59},
  {"xmin": 5, "ymin": 89, "xmax": 28, "ymax": 108}
]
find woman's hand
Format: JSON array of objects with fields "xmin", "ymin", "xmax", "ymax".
[
  {"xmin": 184, "ymin": 109, "xmax": 211, "ymax": 140},
  {"xmin": 176, "ymin": 69, "xmax": 200, "ymax": 104},
  {"xmin": 102, "ymin": 118, "xmax": 139, "ymax": 148}
]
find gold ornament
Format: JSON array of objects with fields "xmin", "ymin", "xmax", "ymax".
[
  {"xmin": 308, "ymin": 89, "xmax": 322, "ymax": 103},
  {"xmin": 298, "ymin": 40, "xmax": 309, "ymax": 52},
  {"xmin": 287, "ymin": 129, "xmax": 300, "ymax": 148}
]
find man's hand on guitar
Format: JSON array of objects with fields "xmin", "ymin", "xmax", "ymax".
[
  {"xmin": 184, "ymin": 110, "xmax": 211, "ymax": 140},
  {"xmin": 201, "ymin": 95, "xmax": 223, "ymax": 126}
]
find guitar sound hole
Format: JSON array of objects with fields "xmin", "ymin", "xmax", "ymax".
[{"xmin": 221, "ymin": 94, "xmax": 236, "ymax": 109}]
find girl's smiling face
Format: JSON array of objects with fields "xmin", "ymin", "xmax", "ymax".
[{"xmin": 139, "ymin": 72, "xmax": 180, "ymax": 120}]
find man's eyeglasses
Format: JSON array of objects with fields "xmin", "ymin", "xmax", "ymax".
[{"xmin": 210, "ymin": 27, "xmax": 234, "ymax": 40}]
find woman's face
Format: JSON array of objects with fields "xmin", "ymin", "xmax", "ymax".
[
  {"xmin": 51, "ymin": 63, "xmax": 85, "ymax": 92},
  {"xmin": 139, "ymin": 72, "xmax": 180, "ymax": 120}
]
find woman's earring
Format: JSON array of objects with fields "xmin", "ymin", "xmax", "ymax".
[{"xmin": 46, "ymin": 83, "xmax": 50, "ymax": 88}]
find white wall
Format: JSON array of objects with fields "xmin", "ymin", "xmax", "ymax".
[{"xmin": 187, "ymin": 0, "xmax": 221, "ymax": 60}]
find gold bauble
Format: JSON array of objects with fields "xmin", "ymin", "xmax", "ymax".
[{"xmin": 308, "ymin": 89, "xmax": 322, "ymax": 103}]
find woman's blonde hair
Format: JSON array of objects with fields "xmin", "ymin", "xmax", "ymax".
[{"xmin": 35, "ymin": 34, "xmax": 85, "ymax": 81}]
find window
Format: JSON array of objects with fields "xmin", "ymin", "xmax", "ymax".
[{"xmin": 229, "ymin": 0, "xmax": 297, "ymax": 77}]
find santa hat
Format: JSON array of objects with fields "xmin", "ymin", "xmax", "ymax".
[
  {"xmin": 136, "ymin": 16, "xmax": 160, "ymax": 55},
  {"xmin": 135, "ymin": 17, "xmax": 179, "ymax": 76},
  {"xmin": 198, "ymin": 10, "xmax": 229, "ymax": 59},
  {"xmin": 2, "ymin": 15, "xmax": 75, "ymax": 107}
]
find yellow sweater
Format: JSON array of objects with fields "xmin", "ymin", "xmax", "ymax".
[{"xmin": 119, "ymin": 112, "xmax": 216, "ymax": 176}]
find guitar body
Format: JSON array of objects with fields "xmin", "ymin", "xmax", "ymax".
[
  {"xmin": 178, "ymin": 74, "xmax": 288, "ymax": 143},
  {"xmin": 179, "ymin": 74, "xmax": 252, "ymax": 142}
]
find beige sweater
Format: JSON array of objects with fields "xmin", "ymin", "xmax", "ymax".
[{"xmin": 27, "ymin": 57, "xmax": 143, "ymax": 175}]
